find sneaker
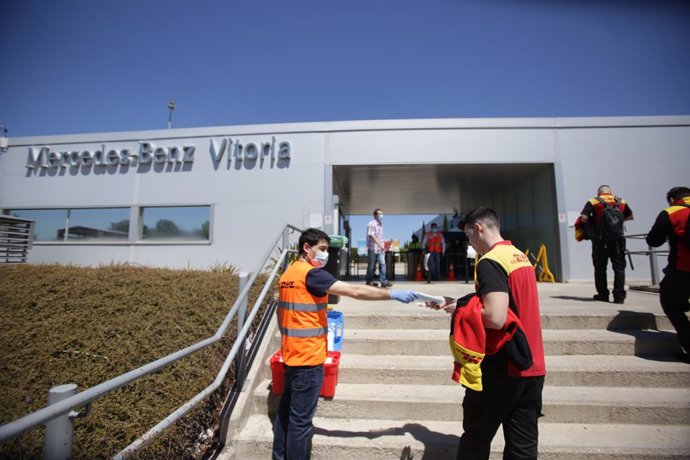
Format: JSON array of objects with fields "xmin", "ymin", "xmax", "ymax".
[
  {"xmin": 381, "ymin": 282, "xmax": 393, "ymax": 288},
  {"xmin": 613, "ymin": 298, "xmax": 625, "ymax": 304},
  {"xmin": 366, "ymin": 281, "xmax": 379, "ymax": 287},
  {"xmin": 593, "ymin": 294, "xmax": 609, "ymax": 302}
]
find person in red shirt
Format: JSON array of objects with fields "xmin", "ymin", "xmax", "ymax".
[
  {"xmin": 580, "ymin": 185, "xmax": 634, "ymax": 304},
  {"xmin": 645, "ymin": 186, "xmax": 690, "ymax": 362},
  {"xmin": 429, "ymin": 207, "xmax": 546, "ymax": 459}
]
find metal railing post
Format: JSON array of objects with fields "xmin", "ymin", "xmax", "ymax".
[
  {"xmin": 235, "ymin": 272, "xmax": 249, "ymax": 390},
  {"xmin": 43, "ymin": 384, "xmax": 77, "ymax": 460},
  {"xmin": 282, "ymin": 227, "xmax": 291, "ymax": 271},
  {"xmin": 648, "ymin": 244, "xmax": 660, "ymax": 286}
]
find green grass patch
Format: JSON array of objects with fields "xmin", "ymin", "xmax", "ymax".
[{"xmin": 0, "ymin": 264, "xmax": 271, "ymax": 459}]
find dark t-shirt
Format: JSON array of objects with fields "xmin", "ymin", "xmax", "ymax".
[
  {"xmin": 476, "ymin": 259, "xmax": 510, "ymax": 297},
  {"xmin": 305, "ymin": 268, "xmax": 337, "ymax": 297}
]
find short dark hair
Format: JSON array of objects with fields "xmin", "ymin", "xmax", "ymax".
[
  {"xmin": 299, "ymin": 228, "xmax": 330, "ymax": 256},
  {"xmin": 373, "ymin": 208, "xmax": 383, "ymax": 217},
  {"xmin": 666, "ymin": 186, "xmax": 690, "ymax": 203},
  {"xmin": 463, "ymin": 207, "xmax": 500, "ymax": 231}
]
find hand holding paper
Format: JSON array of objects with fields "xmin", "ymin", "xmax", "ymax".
[{"xmin": 416, "ymin": 291, "xmax": 456, "ymax": 313}]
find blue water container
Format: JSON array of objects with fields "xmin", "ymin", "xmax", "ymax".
[{"xmin": 327, "ymin": 310, "xmax": 344, "ymax": 351}]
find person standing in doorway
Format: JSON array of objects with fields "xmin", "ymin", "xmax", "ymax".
[
  {"xmin": 580, "ymin": 185, "xmax": 634, "ymax": 304},
  {"xmin": 423, "ymin": 223, "xmax": 446, "ymax": 282},
  {"xmin": 645, "ymin": 186, "xmax": 690, "ymax": 362},
  {"xmin": 272, "ymin": 228, "xmax": 418, "ymax": 460},
  {"xmin": 365, "ymin": 208, "xmax": 392, "ymax": 287}
]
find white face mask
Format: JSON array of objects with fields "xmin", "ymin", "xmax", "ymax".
[{"xmin": 308, "ymin": 248, "xmax": 329, "ymax": 268}]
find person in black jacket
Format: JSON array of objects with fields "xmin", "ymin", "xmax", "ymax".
[
  {"xmin": 645, "ymin": 186, "xmax": 690, "ymax": 361},
  {"xmin": 580, "ymin": 185, "xmax": 634, "ymax": 304}
]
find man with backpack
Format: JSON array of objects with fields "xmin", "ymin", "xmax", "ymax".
[
  {"xmin": 645, "ymin": 187, "xmax": 690, "ymax": 362},
  {"xmin": 580, "ymin": 185, "xmax": 634, "ymax": 304}
]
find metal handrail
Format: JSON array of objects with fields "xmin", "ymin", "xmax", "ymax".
[
  {"xmin": 624, "ymin": 232, "xmax": 669, "ymax": 286},
  {"xmin": 0, "ymin": 224, "xmax": 303, "ymax": 457}
]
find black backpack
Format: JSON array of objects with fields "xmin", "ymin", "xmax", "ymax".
[{"xmin": 596, "ymin": 196, "xmax": 625, "ymax": 239}]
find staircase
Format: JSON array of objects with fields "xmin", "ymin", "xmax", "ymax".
[{"xmin": 224, "ymin": 282, "xmax": 690, "ymax": 459}]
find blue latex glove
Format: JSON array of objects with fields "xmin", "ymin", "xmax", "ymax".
[{"xmin": 390, "ymin": 290, "xmax": 419, "ymax": 303}]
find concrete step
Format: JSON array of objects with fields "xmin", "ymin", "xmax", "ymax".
[
  {"xmin": 334, "ymin": 354, "xmax": 690, "ymax": 388},
  {"xmin": 232, "ymin": 414, "xmax": 690, "ymax": 459},
  {"xmin": 341, "ymin": 328, "xmax": 682, "ymax": 356},
  {"xmin": 343, "ymin": 310, "xmax": 676, "ymax": 331},
  {"xmin": 256, "ymin": 381, "xmax": 690, "ymax": 425}
]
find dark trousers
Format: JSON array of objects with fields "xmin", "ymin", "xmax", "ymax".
[
  {"xmin": 272, "ymin": 364, "xmax": 324, "ymax": 460},
  {"xmin": 428, "ymin": 252, "xmax": 441, "ymax": 281},
  {"xmin": 660, "ymin": 269, "xmax": 690, "ymax": 355},
  {"xmin": 592, "ymin": 238, "xmax": 626, "ymax": 300},
  {"xmin": 457, "ymin": 375, "xmax": 544, "ymax": 460}
]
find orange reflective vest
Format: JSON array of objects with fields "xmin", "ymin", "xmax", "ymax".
[
  {"xmin": 278, "ymin": 260, "xmax": 328, "ymax": 366},
  {"xmin": 426, "ymin": 232, "xmax": 443, "ymax": 253}
]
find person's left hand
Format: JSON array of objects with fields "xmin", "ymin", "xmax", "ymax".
[{"xmin": 390, "ymin": 290, "xmax": 419, "ymax": 303}]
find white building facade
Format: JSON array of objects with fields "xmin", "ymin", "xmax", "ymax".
[{"xmin": 1, "ymin": 116, "xmax": 688, "ymax": 282}]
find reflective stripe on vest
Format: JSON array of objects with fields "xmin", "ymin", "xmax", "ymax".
[
  {"xmin": 280, "ymin": 326, "xmax": 329, "ymax": 337},
  {"xmin": 278, "ymin": 300, "xmax": 328, "ymax": 312}
]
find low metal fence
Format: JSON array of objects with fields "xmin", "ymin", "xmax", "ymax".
[{"xmin": 0, "ymin": 214, "xmax": 34, "ymax": 263}]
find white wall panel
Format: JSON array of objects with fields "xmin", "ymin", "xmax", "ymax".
[{"xmin": 2, "ymin": 117, "xmax": 688, "ymax": 281}]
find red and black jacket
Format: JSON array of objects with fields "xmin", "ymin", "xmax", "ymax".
[{"xmin": 646, "ymin": 196, "xmax": 690, "ymax": 273}]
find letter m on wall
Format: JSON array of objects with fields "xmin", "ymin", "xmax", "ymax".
[{"xmin": 26, "ymin": 147, "xmax": 49, "ymax": 170}]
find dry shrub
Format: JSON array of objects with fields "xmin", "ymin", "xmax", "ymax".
[{"xmin": 0, "ymin": 264, "xmax": 270, "ymax": 459}]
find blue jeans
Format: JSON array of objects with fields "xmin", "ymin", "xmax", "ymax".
[
  {"xmin": 272, "ymin": 364, "xmax": 324, "ymax": 460},
  {"xmin": 365, "ymin": 252, "xmax": 387, "ymax": 284}
]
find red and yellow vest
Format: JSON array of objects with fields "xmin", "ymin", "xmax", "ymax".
[
  {"xmin": 426, "ymin": 232, "xmax": 443, "ymax": 253},
  {"xmin": 278, "ymin": 260, "xmax": 328, "ymax": 366},
  {"xmin": 665, "ymin": 196, "xmax": 690, "ymax": 272},
  {"xmin": 477, "ymin": 241, "xmax": 546, "ymax": 377}
]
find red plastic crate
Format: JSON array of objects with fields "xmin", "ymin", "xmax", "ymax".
[{"xmin": 270, "ymin": 349, "xmax": 341, "ymax": 397}]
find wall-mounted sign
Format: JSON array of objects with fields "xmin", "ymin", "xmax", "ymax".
[
  {"xmin": 26, "ymin": 142, "xmax": 194, "ymax": 171},
  {"xmin": 24, "ymin": 136, "xmax": 291, "ymax": 174},
  {"xmin": 209, "ymin": 136, "xmax": 290, "ymax": 170}
]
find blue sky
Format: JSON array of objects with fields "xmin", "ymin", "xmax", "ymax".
[
  {"xmin": 2, "ymin": 0, "xmax": 689, "ymax": 244},
  {"xmin": 2, "ymin": 1, "xmax": 688, "ymax": 138}
]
